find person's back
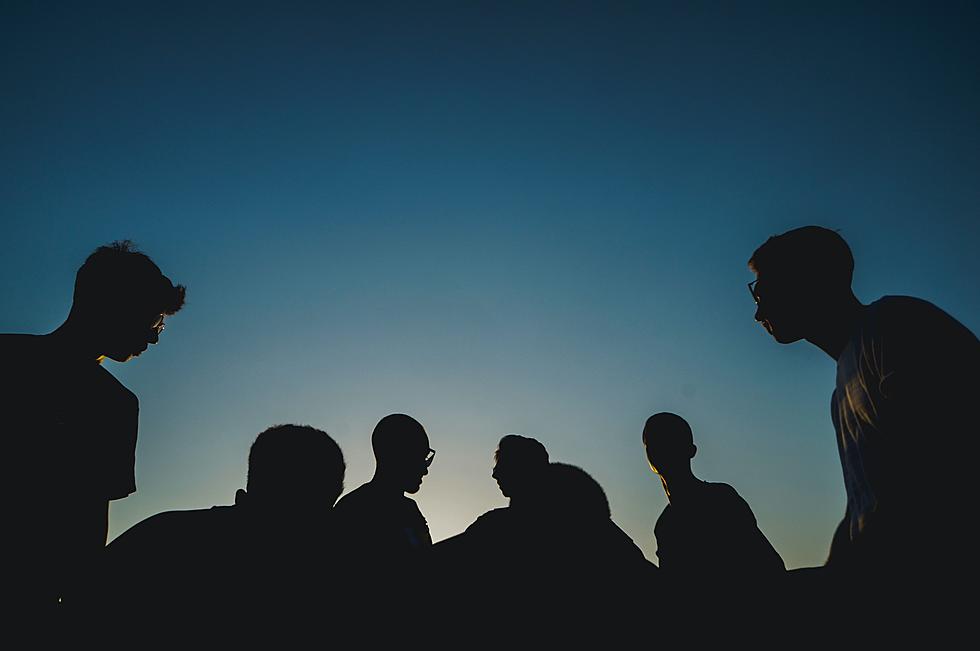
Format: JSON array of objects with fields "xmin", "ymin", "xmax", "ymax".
[
  {"xmin": 653, "ymin": 480, "xmax": 785, "ymax": 581},
  {"xmin": 105, "ymin": 506, "xmax": 246, "ymax": 617},
  {"xmin": 531, "ymin": 463, "xmax": 655, "ymax": 630},
  {"xmin": 101, "ymin": 424, "xmax": 347, "ymax": 637},
  {"xmin": 643, "ymin": 413, "xmax": 784, "ymax": 591},
  {"xmin": 829, "ymin": 295, "xmax": 978, "ymax": 575}
]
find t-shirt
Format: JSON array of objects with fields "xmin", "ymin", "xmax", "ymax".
[
  {"xmin": 333, "ymin": 480, "xmax": 432, "ymax": 557},
  {"xmin": 0, "ymin": 333, "xmax": 139, "ymax": 604},
  {"xmin": 829, "ymin": 296, "xmax": 979, "ymax": 571},
  {"xmin": 654, "ymin": 481, "xmax": 785, "ymax": 581}
]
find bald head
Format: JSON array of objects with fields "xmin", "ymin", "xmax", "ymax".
[{"xmin": 371, "ymin": 414, "xmax": 433, "ymax": 494}]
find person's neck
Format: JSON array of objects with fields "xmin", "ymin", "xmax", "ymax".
[
  {"xmin": 804, "ymin": 293, "xmax": 865, "ymax": 361},
  {"xmin": 370, "ymin": 472, "xmax": 404, "ymax": 496},
  {"xmin": 660, "ymin": 467, "xmax": 701, "ymax": 505},
  {"xmin": 48, "ymin": 317, "xmax": 104, "ymax": 364}
]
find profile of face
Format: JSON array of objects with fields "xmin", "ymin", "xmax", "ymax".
[
  {"xmin": 400, "ymin": 442, "xmax": 434, "ymax": 494},
  {"xmin": 750, "ymin": 274, "xmax": 811, "ymax": 344},
  {"xmin": 372, "ymin": 414, "xmax": 435, "ymax": 494},
  {"xmin": 100, "ymin": 309, "xmax": 166, "ymax": 362},
  {"xmin": 491, "ymin": 452, "xmax": 513, "ymax": 498}
]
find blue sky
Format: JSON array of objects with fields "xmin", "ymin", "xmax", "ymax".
[{"xmin": 2, "ymin": 2, "xmax": 978, "ymax": 570}]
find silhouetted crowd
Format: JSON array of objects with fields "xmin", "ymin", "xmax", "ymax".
[{"xmin": 2, "ymin": 228, "xmax": 977, "ymax": 642}]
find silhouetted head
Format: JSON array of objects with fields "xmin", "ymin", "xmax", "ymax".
[
  {"xmin": 543, "ymin": 463, "xmax": 611, "ymax": 522},
  {"xmin": 748, "ymin": 226, "xmax": 854, "ymax": 344},
  {"xmin": 642, "ymin": 412, "xmax": 696, "ymax": 477},
  {"xmin": 372, "ymin": 414, "xmax": 433, "ymax": 494},
  {"xmin": 241, "ymin": 424, "xmax": 346, "ymax": 517},
  {"xmin": 492, "ymin": 434, "xmax": 549, "ymax": 500},
  {"xmin": 70, "ymin": 240, "xmax": 186, "ymax": 361}
]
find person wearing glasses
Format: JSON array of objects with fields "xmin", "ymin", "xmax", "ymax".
[
  {"xmin": 334, "ymin": 413, "xmax": 435, "ymax": 577},
  {"xmin": 748, "ymin": 226, "xmax": 978, "ymax": 613},
  {"xmin": 0, "ymin": 240, "xmax": 185, "ymax": 615}
]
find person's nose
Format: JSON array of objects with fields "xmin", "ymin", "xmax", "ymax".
[
  {"xmin": 147, "ymin": 330, "xmax": 160, "ymax": 345},
  {"xmin": 754, "ymin": 303, "xmax": 765, "ymax": 323}
]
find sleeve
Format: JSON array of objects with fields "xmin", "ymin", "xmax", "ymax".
[{"xmin": 105, "ymin": 392, "xmax": 139, "ymax": 501}]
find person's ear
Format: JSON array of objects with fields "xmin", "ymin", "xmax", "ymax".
[{"xmin": 234, "ymin": 488, "xmax": 248, "ymax": 506}]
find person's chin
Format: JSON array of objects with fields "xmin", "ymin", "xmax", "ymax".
[
  {"xmin": 763, "ymin": 321, "xmax": 802, "ymax": 345},
  {"xmin": 771, "ymin": 330, "xmax": 804, "ymax": 345},
  {"xmin": 405, "ymin": 482, "xmax": 423, "ymax": 494}
]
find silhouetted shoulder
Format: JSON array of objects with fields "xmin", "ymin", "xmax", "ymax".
[
  {"xmin": 108, "ymin": 506, "xmax": 236, "ymax": 558},
  {"xmin": 852, "ymin": 296, "xmax": 980, "ymax": 401},
  {"xmin": 0, "ymin": 333, "xmax": 42, "ymax": 353},
  {"xmin": 867, "ymin": 296, "xmax": 978, "ymax": 346},
  {"xmin": 465, "ymin": 507, "xmax": 511, "ymax": 531},
  {"xmin": 333, "ymin": 482, "xmax": 373, "ymax": 511},
  {"xmin": 702, "ymin": 482, "xmax": 756, "ymax": 519},
  {"xmin": 336, "ymin": 482, "xmax": 425, "ymax": 520},
  {"xmin": 462, "ymin": 507, "xmax": 516, "ymax": 542},
  {"xmin": 0, "ymin": 334, "xmax": 51, "ymax": 371}
]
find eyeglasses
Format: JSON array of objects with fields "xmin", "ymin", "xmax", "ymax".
[
  {"xmin": 747, "ymin": 280, "xmax": 760, "ymax": 305},
  {"xmin": 150, "ymin": 315, "xmax": 166, "ymax": 335},
  {"xmin": 424, "ymin": 448, "xmax": 436, "ymax": 467}
]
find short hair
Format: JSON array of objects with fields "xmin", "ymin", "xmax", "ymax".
[
  {"xmin": 246, "ymin": 424, "xmax": 345, "ymax": 498},
  {"xmin": 73, "ymin": 240, "xmax": 186, "ymax": 315},
  {"xmin": 642, "ymin": 412, "xmax": 694, "ymax": 449},
  {"xmin": 371, "ymin": 413, "xmax": 427, "ymax": 460},
  {"xmin": 748, "ymin": 226, "xmax": 854, "ymax": 289},
  {"xmin": 546, "ymin": 463, "xmax": 611, "ymax": 520},
  {"xmin": 495, "ymin": 434, "xmax": 549, "ymax": 466}
]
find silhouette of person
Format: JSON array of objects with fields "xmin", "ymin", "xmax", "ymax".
[
  {"xmin": 459, "ymin": 434, "xmax": 549, "ymax": 538},
  {"xmin": 748, "ymin": 226, "xmax": 979, "ymax": 614},
  {"xmin": 492, "ymin": 434, "xmax": 550, "ymax": 505},
  {"xmin": 102, "ymin": 424, "xmax": 346, "ymax": 631},
  {"xmin": 436, "ymin": 449, "xmax": 654, "ymax": 637},
  {"xmin": 0, "ymin": 240, "xmax": 185, "ymax": 612},
  {"xmin": 433, "ymin": 435, "xmax": 549, "ymax": 579},
  {"xmin": 642, "ymin": 412, "xmax": 784, "ymax": 590},
  {"xmin": 333, "ymin": 414, "xmax": 434, "ymax": 581},
  {"xmin": 533, "ymin": 462, "xmax": 657, "ymax": 628}
]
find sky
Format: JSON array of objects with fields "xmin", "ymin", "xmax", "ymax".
[{"xmin": 2, "ymin": 1, "xmax": 978, "ymax": 571}]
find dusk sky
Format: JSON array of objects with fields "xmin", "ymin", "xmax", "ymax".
[{"xmin": 2, "ymin": 2, "xmax": 978, "ymax": 571}]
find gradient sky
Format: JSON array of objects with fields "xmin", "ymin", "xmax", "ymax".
[{"xmin": 2, "ymin": 2, "xmax": 978, "ymax": 570}]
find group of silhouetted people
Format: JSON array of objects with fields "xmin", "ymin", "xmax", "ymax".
[{"xmin": 2, "ymin": 227, "xmax": 977, "ymax": 640}]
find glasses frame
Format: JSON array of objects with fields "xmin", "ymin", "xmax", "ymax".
[
  {"xmin": 424, "ymin": 448, "xmax": 436, "ymax": 467},
  {"xmin": 150, "ymin": 314, "xmax": 167, "ymax": 335}
]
